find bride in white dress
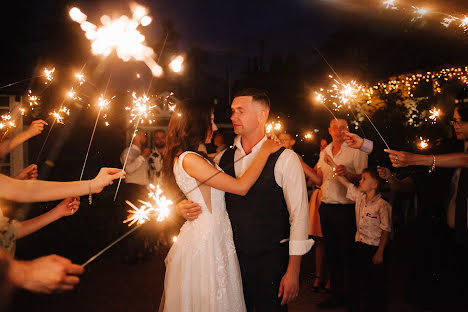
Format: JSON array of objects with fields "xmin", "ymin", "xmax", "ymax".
[{"xmin": 159, "ymin": 101, "xmax": 280, "ymax": 312}]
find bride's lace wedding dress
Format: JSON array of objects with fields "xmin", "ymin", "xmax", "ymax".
[{"xmin": 160, "ymin": 151, "xmax": 246, "ymax": 312}]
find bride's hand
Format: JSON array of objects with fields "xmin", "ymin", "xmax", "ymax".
[{"xmin": 261, "ymin": 139, "xmax": 282, "ymax": 154}]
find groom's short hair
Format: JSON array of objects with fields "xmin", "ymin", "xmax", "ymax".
[{"xmin": 234, "ymin": 88, "xmax": 270, "ymax": 110}]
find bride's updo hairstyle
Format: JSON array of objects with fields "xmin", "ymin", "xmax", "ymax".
[{"xmin": 162, "ymin": 100, "xmax": 214, "ymax": 199}]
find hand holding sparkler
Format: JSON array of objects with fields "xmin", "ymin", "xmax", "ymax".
[
  {"xmin": 343, "ymin": 131, "xmax": 364, "ymax": 149},
  {"xmin": 15, "ymin": 164, "xmax": 38, "ymax": 180},
  {"xmin": 385, "ymin": 149, "xmax": 418, "ymax": 168},
  {"xmin": 52, "ymin": 197, "xmax": 80, "ymax": 217},
  {"xmin": 25, "ymin": 120, "xmax": 48, "ymax": 139},
  {"xmin": 90, "ymin": 168, "xmax": 126, "ymax": 194}
]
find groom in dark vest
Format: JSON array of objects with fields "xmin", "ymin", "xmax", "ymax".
[{"xmin": 178, "ymin": 89, "xmax": 313, "ymax": 311}]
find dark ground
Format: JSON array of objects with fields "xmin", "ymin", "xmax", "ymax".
[{"xmin": 8, "ymin": 230, "xmax": 442, "ymax": 312}]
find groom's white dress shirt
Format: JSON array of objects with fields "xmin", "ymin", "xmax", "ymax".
[{"xmin": 214, "ymin": 135, "xmax": 314, "ymax": 256}]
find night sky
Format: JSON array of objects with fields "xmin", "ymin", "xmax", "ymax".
[{"xmin": 0, "ymin": 0, "xmax": 340, "ymax": 85}]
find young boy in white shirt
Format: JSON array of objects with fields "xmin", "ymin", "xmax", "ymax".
[{"xmin": 336, "ymin": 166, "xmax": 391, "ymax": 311}]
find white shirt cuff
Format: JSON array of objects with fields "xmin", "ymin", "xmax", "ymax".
[{"xmin": 289, "ymin": 239, "xmax": 315, "ymax": 256}]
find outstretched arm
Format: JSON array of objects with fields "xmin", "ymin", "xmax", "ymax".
[
  {"xmin": 16, "ymin": 198, "xmax": 80, "ymax": 239},
  {"xmin": 0, "ymin": 168, "xmax": 123, "ymax": 203},
  {"xmin": 386, "ymin": 149, "xmax": 468, "ymax": 168},
  {"xmin": 377, "ymin": 166, "xmax": 416, "ymax": 192},
  {"xmin": 0, "ymin": 120, "xmax": 47, "ymax": 158},
  {"xmin": 183, "ymin": 140, "xmax": 281, "ymax": 196}
]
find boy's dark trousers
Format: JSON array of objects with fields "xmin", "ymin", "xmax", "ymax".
[{"xmin": 351, "ymin": 242, "xmax": 387, "ymax": 312}]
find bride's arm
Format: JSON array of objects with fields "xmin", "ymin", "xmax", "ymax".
[
  {"xmin": 0, "ymin": 168, "xmax": 123, "ymax": 203},
  {"xmin": 183, "ymin": 141, "xmax": 281, "ymax": 196}
]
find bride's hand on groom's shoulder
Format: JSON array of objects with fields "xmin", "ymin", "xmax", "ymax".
[
  {"xmin": 262, "ymin": 139, "xmax": 282, "ymax": 154},
  {"xmin": 176, "ymin": 200, "xmax": 202, "ymax": 221}
]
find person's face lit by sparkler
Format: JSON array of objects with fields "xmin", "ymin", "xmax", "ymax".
[
  {"xmin": 329, "ymin": 119, "xmax": 348, "ymax": 144},
  {"xmin": 452, "ymin": 108, "xmax": 468, "ymax": 141},
  {"xmin": 205, "ymin": 113, "xmax": 218, "ymax": 144},
  {"xmin": 231, "ymin": 96, "xmax": 268, "ymax": 136},
  {"xmin": 278, "ymin": 133, "xmax": 296, "ymax": 150},
  {"xmin": 153, "ymin": 130, "xmax": 166, "ymax": 150}
]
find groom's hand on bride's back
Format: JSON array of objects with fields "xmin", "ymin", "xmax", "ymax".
[{"xmin": 176, "ymin": 200, "xmax": 202, "ymax": 221}]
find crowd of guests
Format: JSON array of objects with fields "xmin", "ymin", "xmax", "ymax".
[
  {"xmin": 0, "ymin": 91, "xmax": 466, "ymax": 311},
  {"xmin": 281, "ymin": 100, "xmax": 467, "ymax": 311}
]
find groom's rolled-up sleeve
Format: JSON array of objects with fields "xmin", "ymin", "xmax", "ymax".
[{"xmin": 276, "ymin": 150, "xmax": 315, "ymax": 256}]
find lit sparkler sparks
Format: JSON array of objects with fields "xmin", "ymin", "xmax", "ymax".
[
  {"xmin": 23, "ymin": 90, "xmax": 40, "ymax": 115},
  {"xmin": 75, "ymin": 73, "xmax": 85, "ymax": 85},
  {"xmin": 69, "ymin": 4, "xmax": 164, "ymax": 77},
  {"xmin": 382, "ymin": 0, "xmax": 397, "ymax": 10},
  {"xmin": 0, "ymin": 114, "xmax": 15, "ymax": 131},
  {"xmin": 265, "ymin": 121, "xmax": 282, "ymax": 134},
  {"xmin": 412, "ymin": 6, "xmax": 428, "ymax": 21},
  {"xmin": 126, "ymin": 92, "xmax": 157, "ymax": 124},
  {"xmin": 43, "ymin": 67, "xmax": 55, "ymax": 84},
  {"xmin": 50, "ymin": 107, "xmax": 70, "ymax": 124},
  {"xmin": 123, "ymin": 184, "xmax": 172, "ymax": 226},
  {"xmin": 97, "ymin": 94, "xmax": 112, "ymax": 110},
  {"xmin": 68, "ymin": 88, "xmax": 77, "ymax": 100},
  {"xmin": 429, "ymin": 107, "xmax": 441, "ymax": 121},
  {"xmin": 304, "ymin": 132, "xmax": 313, "ymax": 141},
  {"xmin": 124, "ymin": 200, "xmax": 152, "ymax": 226},
  {"xmin": 169, "ymin": 55, "xmax": 184, "ymax": 73},
  {"xmin": 460, "ymin": 16, "xmax": 468, "ymax": 32},
  {"xmin": 417, "ymin": 137, "xmax": 429, "ymax": 150},
  {"xmin": 332, "ymin": 80, "xmax": 366, "ymax": 107},
  {"xmin": 442, "ymin": 16, "xmax": 457, "ymax": 28}
]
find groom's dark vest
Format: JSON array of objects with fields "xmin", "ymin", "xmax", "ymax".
[{"xmin": 219, "ymin": 147, "xmax": 290, "ymax": 254}]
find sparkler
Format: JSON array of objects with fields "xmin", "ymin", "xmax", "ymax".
[
  {"xmin": 79, "ymin": 94, "xmax": 113, "ymax": 181},
  {"xmin": 43, "ymin": 67, "xmax": 55, "ymax": 84},
  {"xmin": 83, "ymin": 184, "xmax": 172, "ymax": 267},
  {"xmin": 417, "ymin": 137, "xmax": 429, "ymax": 150},
  {"xmin": 382, "ymin": 0, "xmax": 397, "ymax": 10},
  {"xmin": 0, "ymin": 114, "xmax": 16, "ymax": 140},
  {"xmin": 304, "ymin": 132, "xmax": 313, "ymax": 141},
  {"xmin": 411, "ymin": 6, "xmax": 428, "ymax": 22},
  {"xmin": 169, "ymin": 55, "xmax": 184, "ymax": 73},
  {"xmin": 126, "ymin": 92, "xmax": 157, "ymax": 124},
  {"xmin": 49, "ymin": 107, "xmax": 70, "ymax": 125},
  {"xmin": 75, "ymin": 73, "xmax": 85, "ymax": 85},
  {"xmin": 69, "ymin": 4, "xmax": 164, "ymax": 77},
  {"xmin": 265, "ymin": 120, "xmax": 282, "ymax": 134},
  {"xmin": 123, "ymin": 184, "xmax": 172, "ymax": 226},
  {"xmin": 428, "ymin": 107, "xmax": 441, "ymax": 122}
]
